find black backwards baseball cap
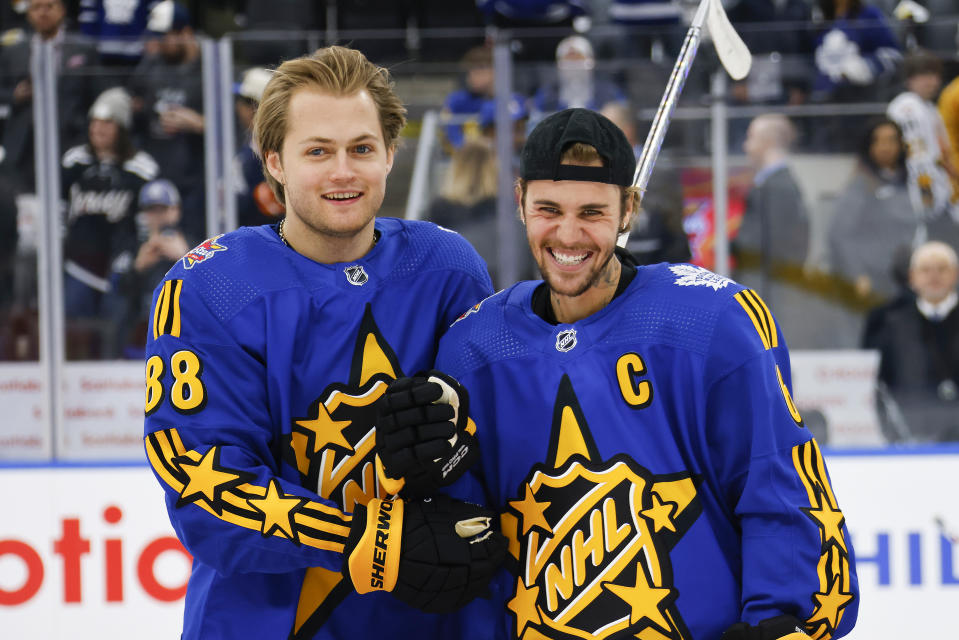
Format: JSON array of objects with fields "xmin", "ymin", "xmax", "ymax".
[{"xmin": 520, "ymin": 108, "xmax": 636, "ymax": 187}]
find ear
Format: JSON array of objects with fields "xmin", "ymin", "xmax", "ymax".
[
  {"xmin": 514, "ymin": 184, "xmax": 525, "ymax": 224},
  {"xmin": 622, "ymin": 190, "xmax": 640, "ymax": 232},
  {"xmin": 385, "ymin": 145, "xmax": 395, "ymax": 175},
  {"xmin": 265, "ymin": 150, "xmax": 284, "ymax": 185}
]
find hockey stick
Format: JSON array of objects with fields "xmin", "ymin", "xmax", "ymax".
[{"xmin": 619, "ymin": 0, "xmax": 751, "ymax": 247}]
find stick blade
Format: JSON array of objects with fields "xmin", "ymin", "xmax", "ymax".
[{"xmin": 706, "ymin": 0, "xmax": 752, "ymax": 80}]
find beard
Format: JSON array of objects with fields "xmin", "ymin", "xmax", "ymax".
[{"xmin": 535, "ymin": 243, "xmax": 618, "ymax": 299}]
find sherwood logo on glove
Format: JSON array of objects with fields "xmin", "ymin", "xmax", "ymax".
[
  {"xmin": 348, "ymin": 497, "xmax": 405, "ymax": 595},
  {"xmin": 370, "ymin": 500, "xmax": 396, "ymax": 588}
]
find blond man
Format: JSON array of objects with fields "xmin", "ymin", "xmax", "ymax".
[{"xmin": 143, "ymin": 46, "xmax": 505, "ymax": 639}]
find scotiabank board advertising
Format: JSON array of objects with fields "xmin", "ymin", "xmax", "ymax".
[
  {"xmin": 2, "ymin": 453, "xmax": 958, "ymax": 638},
  {"xmin": 1, "ymin": 466, "xmax": 190, "ymax": 638}
]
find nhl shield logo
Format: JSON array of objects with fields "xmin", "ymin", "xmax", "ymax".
[
  {"xmin": 555, "ymin": 329, "xmax": 577, "ymax": 352},
  {"xmin": 343, "ymin": 265, "xmax": 369, "ymax": 286}
]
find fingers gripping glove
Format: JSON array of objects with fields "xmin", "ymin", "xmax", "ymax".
[
  {"xmin": 343, "ymin": 495, "xmax": 508, "ymax": 613},
  {"xmin": 376, "ymin": 370, "xmax": 479, "ymax": 497},
  {"xmin": 721, "ymin": 615, "xmax": 811, "ymax": 640}
]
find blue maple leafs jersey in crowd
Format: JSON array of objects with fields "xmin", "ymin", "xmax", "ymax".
[
  {"xmin": 437, "ymin": 263, "xmax": 858, "ymax": 640},
  {"xmin": 143, "ymin": 218, "xmax": 493, "ymax": 640}
]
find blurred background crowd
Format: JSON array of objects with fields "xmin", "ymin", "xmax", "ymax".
[{"xmin": 1, "ymin": 0, "xmax": 958, "ymax": 443}]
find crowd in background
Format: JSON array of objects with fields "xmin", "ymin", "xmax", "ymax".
[{"xmin": 1, "ymin": 0, "xmax": 958, "ymax": 441}]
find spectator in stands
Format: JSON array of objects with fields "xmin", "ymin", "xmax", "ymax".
[
  {"xmin": 476, "ymin": 0, "xmax": 588, "ymax": 62},
  {"xmin": 865, "ymin": 240, "xmax": 959, "ymax": 442},
  {"xmin": 734, "ymin": 113, "xmax": 818, "ymax": 345},
  {"xmin": 425, "ymin": 140, "xmax": 499, "ymax": 283},
  {"xmin": 110, "ymin": 178, "xmax": 188, "ymax": 358},
  {"xmin": 530, "ymin": 35, "xmax": 625, "ymax": 122},
  {"xmin": 600, "ymin": 100, "xmax": 691, "ymax": 265},
  {"xmin": 0, "ymin": 0, "xmax": 98, "ymax": 193},
  {"xmin": 233, "ymin": 66, "xmax": 282, "ymax": 227},
  {"xmin": 442, "ymin": 45, "xmax": 496, "ymax": 150},
  {"xmin": 735, "ymin": 113, "xmax": 810, "ymax": 289},
  {"xmin": 827, "ymin": 117, "xmax": 918, "ymax": 304},
  {"xmin": 811, "ymin": 0, "xmax": 901, "ymax": 102},
  {"xmin": 78, "ymin": 0, "xmax": 157, "ymax": 66},
  {"xmin": 888, "ymin": 50, "xmax": 959, "ymax": 253},
  {"xmin": 425, "ymin": 140, "xmax": 533, "ymax": 285},
  {"xmin": 129, "ymin": 0, "xmax": 206, "ymax": 242},
  {"xmin": 61, "ymin": 87, "xmax": 158, "ymax": 354}
]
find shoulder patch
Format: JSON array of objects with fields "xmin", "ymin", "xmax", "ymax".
[
  {"xmin": 183, "ymin": 235, "xmax": 228, "ymax": 270},
  {"xmin": 669, "ymin": 264, "xmax": 732, "ymax": 291},
  {"xmin": 452, "ymin": 300, "xmax": 485, "ymax": 326},
  {"xmin": 450, "ymin": 289, "xmax": 504, "ymax": 328}
]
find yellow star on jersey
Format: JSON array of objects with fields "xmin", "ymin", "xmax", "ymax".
[
  {"xmin": 178, "ymin": 447, "xmax": 243, "ymax": 509},
  {"xmin": 296, "ymin": 401, "xmax": 354, "ymax": 455},
  {"xmin": 507, "ymin": 577, "xmax": 542, "ymax": 638},
  {"xmin": 248, "ymin": 478, "xmax": 306, "ymax": 541},
  {"xmin": 808, "ymin": 578, "xmax": 855, "ymax": 631},
  {"xmin": 803, "ymin": 500, "xmax": 847, "ymax": 552},
  {"xmin": 604, "ymin": 563, "xmax": 674, "ymax": 632},
  {"xmin": 509, "ymin": 484, "xmax": 552, "ymax": 535},
  {"xmin": 642, "ymin": 493, "xmax": 677, "ymax": 533}
]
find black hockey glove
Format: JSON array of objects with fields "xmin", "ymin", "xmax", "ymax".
[
  {"xmin": 376, "ymin": 370, "xmax": 479, "ymax": 498},
  {"xmin": 343, "ymin": 494, "xmax": 507, "ymax": 613},
  {"xmin": 721, "ymin": 615, "xmax": 811, "ymax": 640}
]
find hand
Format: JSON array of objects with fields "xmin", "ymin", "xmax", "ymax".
[
  {"xmin": 343, "ymin": 494, "xmax": 507, "ymax": 612},
  {"xmin": 376, "ymin": 370, "xmax": 479, "ymax": 497},
  {"xmin": 155, "ymin": 231, "xmax": 189, "ymax": 260},
  {"xmin": 134, "ymin": 238, "xmax": 164, "ymax": 272},
  {"xmin": 721, "ymin": 615, "xmax": 810, "ymax": 640}
]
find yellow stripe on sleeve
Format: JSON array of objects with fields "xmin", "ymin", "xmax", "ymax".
[
  {"xmin": 145, "ymin": 427, "xmax": 350, "ymax": 553},
  {"xmin": 734, "ymin": 290, "xmax": 771, "ymax": 350}
]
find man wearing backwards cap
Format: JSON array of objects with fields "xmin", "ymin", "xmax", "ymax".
[{"xmin": 376, "ymin": 108, "xmax": 859, "ymax": 640}]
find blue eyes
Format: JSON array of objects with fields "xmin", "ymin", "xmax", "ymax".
[{"xmin": 307, "ymin": 145, "xmax": 373, "ymax": 157}]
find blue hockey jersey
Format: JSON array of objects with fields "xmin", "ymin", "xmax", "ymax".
[
  {"xmin": 143, "ymin": 218, "xmax": 494, "ymax": 639},
  {"xmin": 437, "ymin": 263, "xmax": 858, "ymax": 640}
]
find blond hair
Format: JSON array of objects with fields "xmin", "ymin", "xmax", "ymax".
[
  {"xmin": 253, "ymin": 46, "xmax": 407, "ymax": 203},
  {"xmin": 440, "ymin": 141, "xmax": 498, "ymax": 206},
  {"xmin": 516, "ymin": 143, "xmax": 639, "ymax": 221}
]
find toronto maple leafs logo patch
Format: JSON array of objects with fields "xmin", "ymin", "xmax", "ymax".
[{"xmin": 669, "ymin": 264, "xmax": 732, "ymax": 291}]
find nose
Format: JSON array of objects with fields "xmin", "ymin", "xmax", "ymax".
[
  {"xmin": 329, "ymin": 150, "xmax": 356, "ymax": 183},
  {"xmin": 553, "ymin": 215, "xmax": 581, "ymax": 245}
]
